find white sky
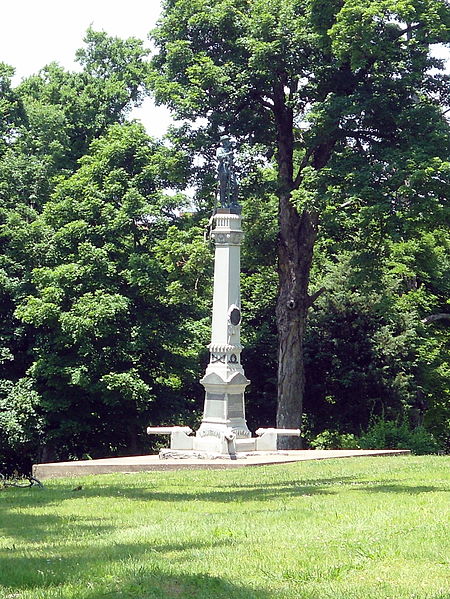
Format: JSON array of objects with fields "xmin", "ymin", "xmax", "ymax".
[
  {"xmin": 0, "ymin": 0, "xmax": 172, "ymax": 138},
  {"xmin": 0, "ymin": 1, "xmax": 448, "ymax": 139}
]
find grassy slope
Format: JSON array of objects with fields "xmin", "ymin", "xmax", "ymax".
[{"xmin": 0, "ymin": 456, "xmax": 449, "ymax": 599}]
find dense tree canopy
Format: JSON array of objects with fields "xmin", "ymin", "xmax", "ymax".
[
  {"xmin": 151, "ymin": 0, "xmax": 450, "ymax": 446},
  {"xmin": 0, "ymin": 30, "xmax": 210, "ymax": 471},
  {"xmin": 14, "ymin": 123, "xmax": 206, "ymax": 459}
]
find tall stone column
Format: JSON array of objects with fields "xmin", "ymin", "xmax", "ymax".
[{"xmin": 194, "ymin": 208, "xmax": 253, "ymax": 454}]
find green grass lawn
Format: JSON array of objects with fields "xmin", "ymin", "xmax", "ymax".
[{"xmin": 0, "ymin": 456, "xmax": 449, "ymax": 599}]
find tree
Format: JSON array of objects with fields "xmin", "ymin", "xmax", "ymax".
[
  {"xmin": 14, "ymin": 122, "xmax": 210, "ymax": 460},
  {"xmin": 151, "ymin": 0, "xmax": 450, "ymax": 445},
  {"xmin": 0, "ymin": 30, "xmax": 184, "ymax": 468},
  {"xmin": 0, "ymin": 63, "xmax": 26, "ymax": 155},
  {"xmin": 0, "ymin": 379, "xmax": 43, "ymax": 475}
]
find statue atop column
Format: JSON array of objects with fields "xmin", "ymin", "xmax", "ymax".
[{"xmin": 216, "ymin": 135, "xmax": 240, "ymax": 212}]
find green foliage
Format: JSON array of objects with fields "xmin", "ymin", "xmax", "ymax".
[
  {"xmin": 359, "ymin": 420, "xmax": 442, "ymax": 455},
  {"xmin": 309, "ymin": 430, "xmax": 360, "ymax": 450},
  {"xmin": 0, "ymin": 32, "xmax": 208, "ymax": 469},
  {"xmin": 239, "ymin": 176, "xmax": 279, "ymax": 427},
  {"xmin": 331, "ymin": 0, "xmax": 450, "ymax": 70},
  {"xmin": 305, "ymin": 257, "xmax": 411, "ymax": 428},
  {"xmin": 152, "ymin": 0, "xmax": 450, "ymax": 165},
  {"xmin": 0, "ymin": 63, "xmax": 26, "ymax": 157},
  {"xmin": 418, "ymin": 326, "xmax": 450, "ymax": 448},
  {"xmin": 0, "ymin": 378, "xmax": 43, "ymax": 474},
  {"xmin": 1, "ymin": 31, "xmax": 150, "ymax": 213},
  {"xmin": 303, "ymin": 241, "xmax": 450, "ymax": 450},
  {"xmin": 153, "ymin": 0, "xmax": 450, "ymax": 440},
  {"xmin": 11, "ymin": 122, "xmax": 206, "ymax": 460}
]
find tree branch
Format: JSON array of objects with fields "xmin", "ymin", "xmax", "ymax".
[
  {"xmin": 292, "ymin": 146, "xmax": 315, "ymax": 190},
  {"xmin": 288, "ymin": 77, "xmax": 299, "ymax": 102},
  {"xmin": 351, "ymin": 22, "xmax": 423, "ymax": 85},
  {"xmin": 307, "ymin": 286, "xmax": 326, "ymax": 307},
  {"xmin": 393, "ymin": 22, "xmax": 423, "ymax": 41},
  {"xmin": 340, "ymin": 199, "xmax": 356, "ymax": 208},
  {"xmin": 234, "ymin": 90, "xmax": 274, "ymax": 117},
  {"xmin": 259, "ymin": 97, "xmax": 274, "ymax": 109},
  {"xmin": 341, "ymin": 128, "xmax": 388, "ymax": 142},
  {"xmin": 422, "ymin": 313, "xmax": 450, "ymax": 325}
]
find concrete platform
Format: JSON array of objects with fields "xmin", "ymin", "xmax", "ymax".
[{"xmin": 33, "ymin": 449, "xmax": 410, "ymax": 480}]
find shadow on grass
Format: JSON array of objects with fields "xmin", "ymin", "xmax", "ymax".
[
  {"xmin": 0, "ymin": 537, "xmax": 273, "ymax": 599},
  {"xmin": 1, "ymin": 473, "xmax": 447, "ymax": 522},
  {"xmin": 0, "ymin": 478, "xmax": 334, "ymax": 514},
  {"xmin": 0, "ymin": 476, "xmax": 333, "ymax": 549},
  {"xmin": 354, "ymin": 483, "xmax": 449, "ymax": 494},
  {"xmin": 83, "ymin": 569, "xmax": 276, "ymax": 599},
  {"xmin": 1, "ymin": 470, "xmax": 448, "ymax": 598},
  {"xmin": 89, "ymin": 478, "xmax": 446, "ymax": 502},
  {"xmin": 248, "ymin": 475, "xmax": 449, "ymax": 493},
  {"xmin": 0, "ymin": 509, "xmax": 114, "ymax": 544}
]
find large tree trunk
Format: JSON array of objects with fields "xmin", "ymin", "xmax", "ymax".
[
  {"xmin": 276, "ymin": 197, "xmax": 318, "ymax": 448},
  {"xmin": 271, "ymin": 79, "xmax": 319, "ymax": 448}
]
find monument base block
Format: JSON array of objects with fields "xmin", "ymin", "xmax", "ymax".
[
  {"xmin": 159, "ymin": 447, "xmax": 285, "ymax": 460},
  {"xmin": 146, "ymin": 425, "xmax": 304, "ymax": 457},
  {"xmin": 32, "ymin": 449, "xmax": 412, "ymax": 479}
]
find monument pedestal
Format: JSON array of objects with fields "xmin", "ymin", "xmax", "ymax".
[{"xmin": 193, "ymin": 209, "xmax": 254, "ymax": 454}]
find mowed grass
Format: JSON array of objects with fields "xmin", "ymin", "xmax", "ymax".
[{"xmin": 0, "ymin": 456, "xmax": 449, "ymax": 599}]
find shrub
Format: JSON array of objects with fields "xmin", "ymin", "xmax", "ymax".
[
  {"xmin": 310, "ymin": 429, "xmax": 360, "ymax": 450},
  {"xmin": 0, "ymin": 378, "xmax": 43, "ymax": 475},
  {"xmin": 359, "ymin": 420, "xmax": 442, "ymax": 455}
]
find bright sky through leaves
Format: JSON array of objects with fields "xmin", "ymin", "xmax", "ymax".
[
  {"xmin": 0, "ymin": 0, "xmax": 172, "ymax": 137},
  {"xmin": 1, "ymin": 1, "xmax": 448, "ymax": 138}
]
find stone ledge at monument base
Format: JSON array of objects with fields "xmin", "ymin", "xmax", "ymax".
[{"xmin": 33, "ymin": 449, "xmax": 411, "ymax": 479}]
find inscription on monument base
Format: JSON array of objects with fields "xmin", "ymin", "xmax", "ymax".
[
  {"xmin": 228, "ymin": 393, "xmax": 244, "ymax": 419},
  {"xmin": 198, "ymin": 429, "xmax": 223, "ymax": 439},
  {"xmin": 233, "ymin": 428, "xmax": 252, "ymax": 438}
]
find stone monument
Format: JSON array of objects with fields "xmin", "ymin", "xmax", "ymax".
[
  {"xmin": 147, "ymin": 137, "xmax": 300, "ymax": 457},
  {"xmin": 195, "ymin": 136, "xmax": 252, "ymax": 453}
]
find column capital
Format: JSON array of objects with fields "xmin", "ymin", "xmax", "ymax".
[{"xmin": 211, "ymin": 230, "xmax": 244, "ymax": 245}]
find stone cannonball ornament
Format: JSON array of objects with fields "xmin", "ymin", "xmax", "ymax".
[{"xmin": 228, "ymin": 304, "xmax": 241, "ymax": 326}]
